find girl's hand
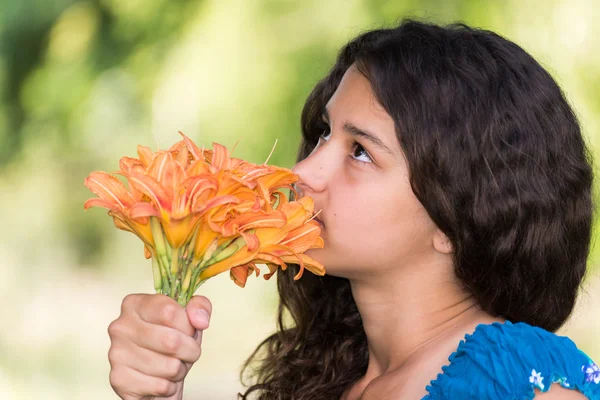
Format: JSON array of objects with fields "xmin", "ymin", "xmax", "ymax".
[{"xmin": 107, "ymin": 294, "xmax": 212, "ymax": 399}]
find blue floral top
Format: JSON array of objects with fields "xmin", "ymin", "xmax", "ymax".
[{"xmin": 423, "ymin": 321, "xmax": 600, "ymax": 399}]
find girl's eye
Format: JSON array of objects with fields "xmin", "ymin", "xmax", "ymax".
[
  {"xmin": 351, "ymin": 142, "xmax": 373, "ymax": 164},
  {"xmin": 314, "ymin": 121, "xmax": 374, "ymax": 165},
  {"xmin": 318, "ymin": 125, "xmax": 331, "ymax": 143}
]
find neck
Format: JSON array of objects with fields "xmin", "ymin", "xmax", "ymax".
[{"xmin": 348, "ymin": 260, "xmax": 493, "ymax": 378}]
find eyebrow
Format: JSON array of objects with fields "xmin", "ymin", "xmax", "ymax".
[{"xmin": 322, "ymin": 108, "xmax": 394, "ymax": 155}]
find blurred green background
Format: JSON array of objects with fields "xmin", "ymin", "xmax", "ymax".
[{"xmin": 1, "ymin": 0, "xmax": 599, "ymax": 398}]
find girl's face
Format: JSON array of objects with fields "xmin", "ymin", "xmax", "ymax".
[{"xmin": 292, "ymin": 65, "xmax": 448, "ymax": 279}]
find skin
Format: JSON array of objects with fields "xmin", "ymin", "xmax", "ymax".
[
  {"xmin": 108, "ymin": 294, "xmax": 211, "ymax": 399},
  {"xmin": 107, "ymin": 65, "xmax": 587, "ymax": 399}
]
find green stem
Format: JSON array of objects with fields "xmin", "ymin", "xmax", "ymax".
[
  {"xmin": 204, "ymin": 235, "xmax": 247, "ymax": 266},
  {"xmin": 171, "ymin": 246, "xmax": 180, "ymax": 276},
  {"xmin": 169, "ymin": 247, "xmax": 180, "ymax": 298},
  {"xmin": 183, "ymin": 276, "xmax": 206, "ymax": 305},
  {"xmin": 150, "ymin": 217, "xmax": 171, "ymax": 282},
  {"xmin": 184, "ymin": 227, "xmax": 199, "ymax": 261},
  {"xmin": 188, "ymin": 262, "xmax": 206, "ymax": 300},
  {"xmin": 180, "ymin": 267, "xmax": 191, "ymax": 295},
  {"xmin": 177, "ymin": 293, "xmax": 188, "ymax": 307},
  {"xmin": 152, "ymin": 256, "xmax": 162, "ymax": 293},
  {"xmin": 150, "ymin": 217, "xmax": 167, "ymax": 254},
  {"xmin": 165, "ymin": 239, "xmax": 173, "ymax": 263},
  {"xmin": 199, "ymin": 239, "xmax": 219, "ymax": 266},
  {"xmin": 160, "ymin": 256, "xmax": 170, "ymax": 294}
]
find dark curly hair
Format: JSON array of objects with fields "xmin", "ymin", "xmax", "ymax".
[{"xmin": 238, "ymin": 19, "xmax": 594, "ymax": 399}]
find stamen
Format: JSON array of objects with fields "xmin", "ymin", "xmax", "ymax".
[
  {"xmin": 231, "ymin": 138, "xmax": 241, "ymax": 155},
  {"xmin": 304, "ymin": 209, "xmax": 323, "ymax": 224},
  {"xmin": 264, "ymin": 138, "xmax": 278, "ymax": 165}
]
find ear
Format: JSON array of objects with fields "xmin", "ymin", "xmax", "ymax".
[{"xmin": 432, "ymin": 229, "xmax": 453, "ymax": 254}]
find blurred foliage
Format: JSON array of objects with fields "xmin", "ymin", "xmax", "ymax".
[
  {"xmin": 1, "ymin": 0, "xmax": 599, "ymax": 267},
  {"xmin": 1, "ymin": 0, "xmax": 599, "ymax": 398}
]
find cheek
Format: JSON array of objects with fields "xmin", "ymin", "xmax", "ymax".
[
  {"xmin": 335, "ymin": 180, "xmax": 424, "ymax": 231},
  {"xmin": 326, "ymin": 182, "xmax": 435, "ymax": 264}
]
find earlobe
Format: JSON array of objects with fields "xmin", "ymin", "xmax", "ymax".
[{"xmin": 433, "ymin": 230, "xmax": 453, "ymax": 254}]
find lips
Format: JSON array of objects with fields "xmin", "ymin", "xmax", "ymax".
[
  {"xmin": 310, "ymin": 205, "xmax": 325, "ymax": 228},
  {"xmin": 313, "ymin": 216, "xmax": 325, "ymax": 228}
]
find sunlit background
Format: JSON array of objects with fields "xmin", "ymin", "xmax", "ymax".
[{"xmin": 1, "ymin": 0, "xmax": 599, "ymax": 399}]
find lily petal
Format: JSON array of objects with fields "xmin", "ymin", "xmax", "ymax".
[
  {"xmin": 84, "ymin": 171, "xmax": 134, "ymax": 209},
  {"xmin": 280, "ymin": 254, "xmax": 326, "ymax": 279},
  {"xmin": 221, "ymin": 210, "xmax": 286, "ymax": 237},
  {"xmin": 210, "ymin": 142, "xmax": 231, "ymax": 171},
  {"xmin": 119, "ymin": 156, "xmax": 145, "ymax": 175},
  {"xmin": 239, "ymin": 230, "xmax": 259, "ymax": 252},
  {"xmin": 194, "ymin": 195, "xmax": 241, "ymax": 217},
  {"xmin": 137, "ymin": 145, "xmax": 154, "ymax": 167},
  {"xmin": 129, "ymin": 173, "xmax": 171, "ymax": 214},
  {"xmin": 230, "ymin": 262, "xmax": 259, "ymax": 288},
  {"xmin": 199, "ymin": 245, "xmax": 259, "ymax": 281},
  {"xmin": 179, "ymin": 131, "xmax": 205, "ymax": 161},
  {"xmin": 280, "ymin": 222, "xmax": 323, "ymax": 253},
  {"xmin": 84, "ymin": 198, "xmax": 120, "ymax": 212},
  {"xmin": 129, "ymin": 202, "xmax": 160, "ymax": 219},
  {"xmin": 256, "ymin": 167, "xmax": 298, "ymax": 190}
]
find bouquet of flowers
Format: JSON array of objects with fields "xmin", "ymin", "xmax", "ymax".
[{"xmin": 84, "ymin": 132, "xmax": 325, "ymax": 306}]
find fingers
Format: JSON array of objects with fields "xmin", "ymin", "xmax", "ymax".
[
  {"xmin": 193, "ymin": 329, "xmax": 203, "ymax": 349},
  {"xmin": 185, "ymin": 296, "xmax": 212, "ymax": 331},
  {"xmin": 109, "ymin": 344, "xmax": 189, "ymax": 382},
  {"xmin": 136, "ymin": 295, "xmax": 196, "ymax": 337},
  {"xmin": 108, "ymin": 293, "xmax": 211, "ymax": 400},
  {"xmin": 109, "ymin": 365, "xmax": 180, "ymax": 399},
  {"xmin": 131, "ymin": 322, "xmax": 202, "ymax": 364}
]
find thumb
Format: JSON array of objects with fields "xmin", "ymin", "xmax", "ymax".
[{"xmin": 186, "ymin": 295, "xmax": 212, "ymax": 332}]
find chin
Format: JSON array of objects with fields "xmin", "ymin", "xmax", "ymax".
[
  {"xmin": 304, "ymin": 247, "xmax": 332, "ymax": 269},
  {"xmin": 304, "ymin": 247, "xmax": 325, "ymax": 260},
  {"xmin": 304, "ymin": 248, "xmax": 347, "ymax": 278}
]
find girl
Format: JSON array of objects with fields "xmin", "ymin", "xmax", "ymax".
[{"xmin": 107, "ymin": 20, "xmax": 600, "ymax": 399}]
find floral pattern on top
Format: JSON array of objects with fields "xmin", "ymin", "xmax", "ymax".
[
  {"xmin": 529, "ymin": 369, "xmax": 545, "ymax": 391},
  {"xmin": 557, "ymin": 376, "xmax": 571, "ymax": 388},
  {"xmin": 423, "ymin": 321, "xmax": 600, "ymax": 399},
  {"xmin": 529, "ymin": 362, "xmax": 600, "ymax": 395},
  {"xmin": 583, "ymin": 362, "xmax": 600, "ymax": 384}
]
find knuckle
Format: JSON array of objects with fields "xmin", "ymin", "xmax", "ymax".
[
  {"xmin": 107, "ymin": 320, "xmax": 124, "ymax": 338},
  {"xmin": 190, "ymin": 343, "xmax": 202, "ymax": 363},
  {"xmin": 122, "ymin": 293, "xmax": 140, "ymax": 311},
  {"xmin": 107, "ymin": 346, "xmax": 118, "ymax": 365},
  {"xmin": 108, "ymin": 367, "xmax": 125, "ymax": 391},
  {"xmin": 165, "ymin": 357, "xmax": 183, "ymax": 380},
  {"xmin": 107, "ymin": 345, "xmax": 126, "ymax": 367},
  {"xmin": 154, "ymin": 378, "xmax": 176, "ymax": 397},
  {"xmin": 160, "ymin": 303, "xmax": 180, "ymax": 324},
  {"xmin": 108, "ymin": 319, "xmax": 133, "ymax": 340},
  {"xmin": 162, "ymin": 332, "xmax": 180, "ymax": 353}
]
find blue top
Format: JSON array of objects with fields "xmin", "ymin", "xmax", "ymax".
[{"xmin": 423, "ymin": 321, "xmax": 600, "ymax": 399}]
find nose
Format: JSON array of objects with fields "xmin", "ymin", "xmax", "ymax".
[{"xmin": 291, "ymin": 146, "xmax": 332, "ymax": 196}]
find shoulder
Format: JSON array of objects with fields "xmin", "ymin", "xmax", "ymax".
[
  {"xmin": 424, "ymin": 321, "xmax": 600, "ymax": 400},
  {"xmin": 535, "ymin": 385, "xmax": 590, "ymax": 399}
]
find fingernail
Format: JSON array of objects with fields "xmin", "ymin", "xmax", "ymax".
[{"xmin": 196, "ymin": 309, "xmax": 210, "ymax": 326}]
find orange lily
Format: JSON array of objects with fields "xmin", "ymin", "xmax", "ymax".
[
  {"xmin": 84, "ymin": 132, "xmax": 325, "ymax": 305},
  {"xmin": 125, "ymin": 148, "xmax": 242, "ymax": 249},
  {"xmin": 254, "ymin": 197, "xmax": 325, "ymax": 280},
  {"xmin": 220, "ymin": 196, "xmax": 325, "ymax": 288},
  {"xmin": 83, "ymin": 171, "xmax": 155, "ymax": 252}
]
